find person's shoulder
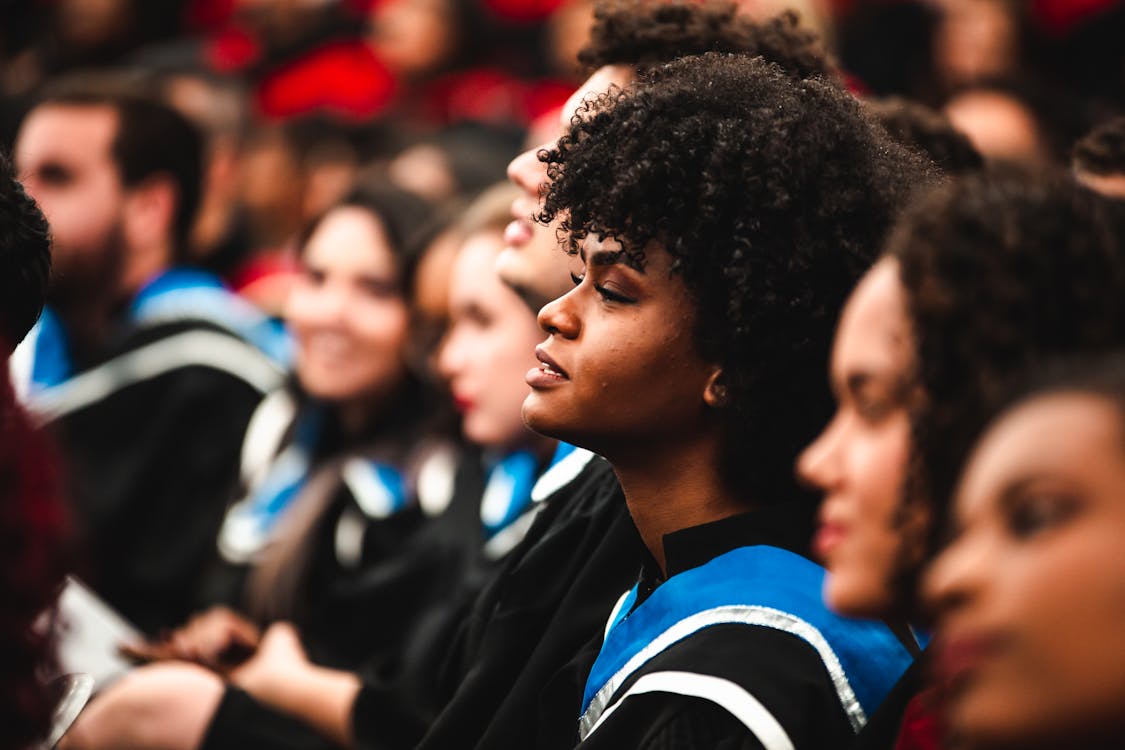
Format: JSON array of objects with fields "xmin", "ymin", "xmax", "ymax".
[{"xmin": 588, "ymin": 623, "xmax": 856, "ymax": 750}]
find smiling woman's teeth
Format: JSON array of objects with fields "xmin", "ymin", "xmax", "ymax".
[{"xmin": 540, "ymin": 362, "xmax": 564, "ymax": 377}]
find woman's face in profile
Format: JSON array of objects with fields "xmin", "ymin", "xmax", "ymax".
[
  {"xmin": 924, "ymin": 391, "xmax": 1125, "ymax": 749},
  {"xmin": 286, "ymin": 206, "xmax": 411, "ymax": 411},
  {"xmin": 798, "ymin": 258, "xmax": 924, "ymax": 618},
  {"xmin": 438, "ymin": 230, "xmax": 543, "ymax": 451},
  {"xmin": 521, "ymin": 234, "xmax": 720, "ymax": 459}
]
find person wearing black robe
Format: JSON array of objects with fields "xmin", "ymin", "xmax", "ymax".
[{"xmin": 522, "ymin": 53, "xmax": 933, "ymax": 749}]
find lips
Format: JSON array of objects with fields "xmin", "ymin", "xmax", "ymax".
[
  {"xmin": 535, "ymin": 347, "xmax": 568, "ymax": 379},
  {"xmin": 526, "ymin": 346, "xmax": 569, "ymax": 389},
  {"xmin": 931, "ymin": 631, "xmax": 1003, "ymax": 687},
  {"xmin": 813, "ymin": 520, "xmax": 847, "ymax": 561},
  {"xmin": 504, "ymin": 218, "xmax": 533, "ymax": 249}
]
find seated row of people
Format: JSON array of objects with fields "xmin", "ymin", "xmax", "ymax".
[{"xmin": 4, "ymin": 2, "xmax": 1125, "ymax": 750}]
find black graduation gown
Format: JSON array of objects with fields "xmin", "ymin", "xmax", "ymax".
[
  {"xmin": 571, "ymin": 507, "xmax": 916, "ymax": 750},
  {"xmin": 38, "ymin": 318, "xmax": 282, "ymax": 633},
  {"xmin": 343, "ymin": 454, "xmax": 643, "ymax": 750}
]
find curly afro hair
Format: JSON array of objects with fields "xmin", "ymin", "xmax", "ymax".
[
  {"xmin": 888, "ymin": 169, "xmax": 1125, "ymax": 557},
  {"xmin": 578, "ymin": 1, "xmax": 834, "ymax": 81},
  {"xmin": 866, "ymin": 96, "xmax": 984, "ymax": 175},
  {"xmin": 0, "ymin": 151, "xmax": 51, "ymax": 350},
  {"xmin": 1073, "ymin": 115, "xmax": 1125, "ymax": 176},
  {"xmin": 538, "ymin": 52, "xmax": 934, "ymax": 507}
]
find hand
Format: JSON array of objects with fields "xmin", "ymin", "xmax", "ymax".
[
  {"xmin": 121, "ymin": 606, "xmax": 260, "ymax": 672},
  {"xmin": 229, "ymin": 622, "xmax": 311, "ymax": 706},
  {"xmin": 228, "ymin": 623, "xmax": 361, "ymax": 747}
]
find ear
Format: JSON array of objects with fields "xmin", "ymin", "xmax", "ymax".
[
  {"xmin": 122, "ymin": 174, "xmax": 177, "ymax": 257},
  {"xmin": 703, "ymin": 367, "xmax": 728, "ymax": 408}
]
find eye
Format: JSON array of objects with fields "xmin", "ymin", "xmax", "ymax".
[
  {"xmin": 359, "ymin": 277, "xmax": 399, "ymax": 299},
  {"xmin": 1004, "ymin": 489, "xmax": 1080, "ymax": 540},
  {"xmin": 37, "ymin": 163, "xmax": 72, "ymax": 186},
  {"xmin": 855, "ymin": 396, "xmax": 895, "ymax": 424},
  {"xmin": 302, "ymin": 267, "xmax": 326, "ymax": 285},
  {"xmin": 593, "ymin": 282, "xmax": 636, "ymax": 304}
]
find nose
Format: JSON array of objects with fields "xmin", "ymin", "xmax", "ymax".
[
  {"xmin": 287, "ymin": 281, "xmax": 348, "ymax": 329},
  {"xmin": 436, "ymin": 325, "xmax": 466, "ymax": 383},
  {"xmin": 921, "ymin": 530, "xmax": 989, "ymax": 620},
  {"xmin": 537, "ymin": 287, "xmax": 580, "ymax": 339},
  {"xmin": 507, "ymin": 143, "xmax": 550, "ymax": 200},
  {"xmin": 796, "ymin": 415, "xmax": 845, "ymax": 492}
]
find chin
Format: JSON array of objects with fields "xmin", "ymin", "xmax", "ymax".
[
  {"xmin": 824, "ymin": 577, "xmax": 891, "ymax": 620},
  {"xmin": 521, "ymin": 395, "xmax": 564, "ymax": 439}
]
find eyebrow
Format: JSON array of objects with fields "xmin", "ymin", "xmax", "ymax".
[{"xmin": 579, "ymin": 246, "xmax": 645, "ymax": 272}]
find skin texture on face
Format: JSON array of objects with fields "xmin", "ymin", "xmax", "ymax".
[
  {"xmin": 924, "ymin": 392, "xmax": 1125, "ymax": 750},
  {"xmin": 498, "ymin": 64, "xmax": 634, "ymax": 311},
  {"xmin": 523, "ymin": 234, "xmax": 719, "ymax": 462},
  {"xmin": 16, "ymin": 104, "xmax": 126, "ymax": 301},
  {"xmin": 285, "ymin": 206, "xmax": 410, "ymax": 429},
  {"xmin": 798, "ymin": 259, "xmax": 921, "ymax": 618},
  {"xmin": 439, "ymin": 230, "xmax": 545, "ymax": 451}
]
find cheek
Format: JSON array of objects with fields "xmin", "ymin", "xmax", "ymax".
[
  {"xmin": 951, "ymin": 535, "xmax": 1125, "ymax": 744},
  {"xmin": 352, "ymin": 302, "xmax": 410, "ymax": 354}
]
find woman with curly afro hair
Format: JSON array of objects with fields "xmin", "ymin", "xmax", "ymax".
[
  {"xmin": 526, "ymin": 51, "xmax": 933, "ymax": 749},
  {"xmin": 799, "ymin": 169, "xmax": 1125, "ymax": 748}
]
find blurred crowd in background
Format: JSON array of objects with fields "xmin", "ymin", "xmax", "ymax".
[{"xmin": 3, "ymin": 1, "xmax": 1125, "ymax": 749}]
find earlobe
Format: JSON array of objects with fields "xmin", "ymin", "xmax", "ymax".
[{"xmin": 703, "ymin": 369, "xmax": 728, "ymax": 408}]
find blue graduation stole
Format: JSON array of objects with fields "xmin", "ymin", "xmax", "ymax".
[
  {"xmin": 130, "ymin": 267, "xmax": 293, "ymax": 366},
  {"xmin": 27, "ymin": 307, "xmax": 73, "ymax": 390},
  {"xmin": 580, "ymin": 545, "xmax": 914, "ymax": 740},
  {"xmin": 480, "ymin": 443, "xmax": 576, "ymax": 537},
  {"xmin": 218, "ymin": 407, "xmax": 408, "ymax": 563}
]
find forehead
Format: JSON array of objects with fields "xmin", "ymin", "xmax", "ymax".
[
  {"xmin": 451, "ymin": 231, "xmax": 506, "ymax": 299},
  {"xmin": 559, "ymin": 64, "xmax": 635, "ymax": 131},
  {"xmin": 957, "ymin": 392, "xmax": 1125, "ymax": 508},
  {"xmin": 303, "ymin": 206, "xmax": 397, "ymax": 273},
  {"xmin": 834, "ymin": 260, "xmax": 911, "ymax": 369},
  {"xmin": 17, "ymin": 104, "xmax": 118, "ymax": 167}
]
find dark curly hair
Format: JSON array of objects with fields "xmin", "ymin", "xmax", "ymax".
[
  {"xmin": 1073, "ymin": 115, "xmax": 1125, "ymax": 176},
  {"xmin": 0, "ymin": 151, "xmax": 51, "ymax": 351},
  {"xmin": 538, "ymin": 52, "xmax": 934, "ymax": 506},
  {"xmin": 888, "ymin": 169, "xmax": 1125, "ymax": 562},
  {"xmin": 578, "ymin": 1, "xmax": 835, "ymax": 81},
  {"xmin": 866, "ymin": 96, "xmax": 984, "ymax": 175}
]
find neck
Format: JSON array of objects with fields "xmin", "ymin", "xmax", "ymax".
[
  {"xmin": 48, "ymin": 284, "xmax": 123, "ymax": 365},
  {"xmin": 121, "ymin": 241, "xmax": 173, "ymax": 300},
  {"xmin": 610, "ymin": 434, "xmax": 746, "ymax": 577}
]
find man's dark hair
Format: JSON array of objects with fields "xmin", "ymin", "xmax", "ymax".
[
  {"xmin": 37, "ymin": 72, "xmax": 204, "ymax": 259},
  {"xmin": 539, "ymin": 52, "xmax": 933, "ymax": 506},
  {"xmin": 867, "ymin": 96, "xmax": 984, "ymax": 175},
  {"xmin": 0, "ymin": 151, "xmax": 51, "ymax": 350},
  {"xmin": 578, "ymin": 1, "xmax": 834, "ymax": 81},
  {"xmin": 1073, "ymin": 116, "xmax": 1125, "ymax": 176},
  {"xmin": 887, "ymin": 169, "xmax": 1125, "ymax": 559}
]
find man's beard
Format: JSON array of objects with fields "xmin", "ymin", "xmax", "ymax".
[
  {"xmin": 46, "ymin": 221, "xmax": 128, "ymax": 361},
  {"xmin": 46, "ymin": 221, "xmax": 127, "ymax": 315}
]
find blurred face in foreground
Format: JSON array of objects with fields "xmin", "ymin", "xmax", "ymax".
[
  {"xmin": 286, "ymin": 206, "xmax": 410, "ymax": 419},
  {"xmin": 499, "ymin": 64, "xmax": 634, "ymax": 310},
  {"xmin": 924, "ymin": 391, "xmax": 1125, "ymax": 749},
  {"xmin": 798, "ymin": 258, "xmax": 925, "ymax": 618}
]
